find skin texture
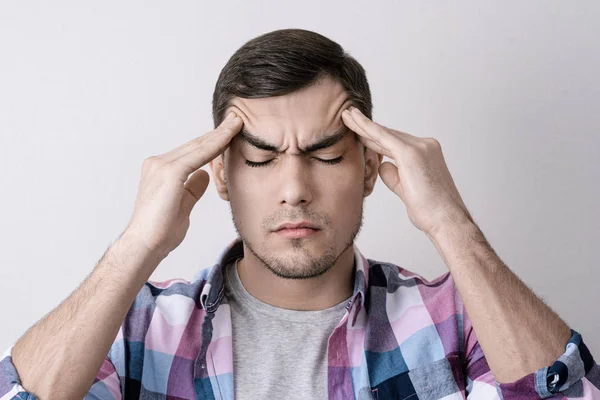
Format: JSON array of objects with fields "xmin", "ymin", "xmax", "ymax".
[{"xmin": 210, "ymin": 77, "xmax": 382, "ymax": 311}]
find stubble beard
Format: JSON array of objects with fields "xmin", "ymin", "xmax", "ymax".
[{"xmin": 229, "ymin": 202, "xmax": 364, "ymax": 280}]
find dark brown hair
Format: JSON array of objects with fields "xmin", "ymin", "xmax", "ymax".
[{"xmin": 212, "ymin": 28, "xmax": 372, "ymax": 128}]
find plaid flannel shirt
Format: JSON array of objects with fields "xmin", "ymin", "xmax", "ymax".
[{"xmin": 2, "ymin": 237, "xmax": 598, "ymax": 399}]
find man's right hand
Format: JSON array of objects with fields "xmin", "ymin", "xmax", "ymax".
[
  {"xmin": 124, "ymin": 111, "xmax": 242, "ymax": 258},
  {"xmin": 4, "ymin": 111, "xmax": 242, "ymax": 400}
]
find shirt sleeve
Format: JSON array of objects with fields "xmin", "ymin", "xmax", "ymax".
[
  {"xmin": 0, "ymin": 343, "xmax": 123, "ymax": 399},
  {"xmin": 462, "ymin": 328, "xmax": 600, "ymax": 399},
  {"xmin": 85, "ymin": 356, "xmax": 123, "ymax": 399}
]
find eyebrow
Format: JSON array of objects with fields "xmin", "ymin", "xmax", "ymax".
[{"xmin": 239, "ymin": 127, "xmax": 350, "ymax": 154}]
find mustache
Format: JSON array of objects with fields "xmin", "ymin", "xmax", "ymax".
[{"xmin": 263, "ymin": 210, "xmax": 332, "ymax": 231}]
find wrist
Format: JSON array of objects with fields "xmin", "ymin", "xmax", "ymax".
[
  {"xmin": 427, "ymin": 211, "xmax": 476, "ymax": 242},
  {"xmin": 120, "ymin": 228, "xmax": 171, "ymax": 259},
  {"xmin": 106, "ymin": 230, "xmax": 166, "ymax": 277}
]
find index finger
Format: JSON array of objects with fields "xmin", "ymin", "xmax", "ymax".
[
  {"xmin": 347, "ymin": 107, "xmax": 420, "ymax": 145},
  {"xmin": 165, "ymin": 112, "xmax": 243, "ymax": 175},
  {"xmin": 342, "ymin": 110, "xmax": 393, "ymax": 158}
]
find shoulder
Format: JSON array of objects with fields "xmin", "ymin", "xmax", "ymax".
[
  {"xmin": 365, "ymin": 259, "xmax": 462, "ymax": 313},
  {"xmin": 118, "ymin": 267, "xmax": 214, "ymax": 339},
  {"xmin": 366, "ymin": 258, "xmax": 455, "ymax": 289}
]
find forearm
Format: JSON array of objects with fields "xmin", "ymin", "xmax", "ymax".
[
  {"xmin": 11, "ymin": 230, "xmax": 164, "ymax": 399},
  {"xmin": 427, "ymin": 218, "xmax": 572, "ymax": 384}
]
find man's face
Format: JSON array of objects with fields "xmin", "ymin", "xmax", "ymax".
[{"xmin": 211, "ymin": 77, "xmax": 381, "ymax": 279}]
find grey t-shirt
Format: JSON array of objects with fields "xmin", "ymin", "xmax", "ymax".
[{"xmin": 223, "ymin": 258, "xmax": 351, "ymax": 400}]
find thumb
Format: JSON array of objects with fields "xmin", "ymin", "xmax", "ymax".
[
  {"xmin": 378, "ymin": 161, "xmax": 402, "ymax": 194},
  {"xmin": 181, "ymin": 169, "xmax": 210, "ymax": 216}
]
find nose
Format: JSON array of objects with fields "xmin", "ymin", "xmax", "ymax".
[{"xmin": 278, "ymin": 155, "xmax": 314, "ymax": 207}]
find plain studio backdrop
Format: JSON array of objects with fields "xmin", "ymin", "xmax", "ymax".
[{"xmin": 0, "ymin": 1, "xmax": 598, "ymax": 358}]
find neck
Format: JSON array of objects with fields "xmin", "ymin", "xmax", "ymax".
[{"xmin": 236, "ymin": 243, "xmax": 355, "ymax": 311}]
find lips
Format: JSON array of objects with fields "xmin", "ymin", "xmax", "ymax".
[
  {"xmin": 275, "ymin": 226, "xmax": 321, "ymax": 239},
  {"xmin": 274, "ymin": 221, "xmax": 320, "ymax": 231}
]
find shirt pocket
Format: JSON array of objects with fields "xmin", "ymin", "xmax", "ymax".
[{"xmin": 370, "ymin": 355, "xmax": 465, "ymax": 400}]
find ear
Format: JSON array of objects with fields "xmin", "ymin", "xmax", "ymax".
[
  {"xmin": 363, "ymin": 147, "xmax": 383, "ymax": 197},
  {"xmin": 209, "ymin": 153, "xmax": 230, "ymax": 201}
]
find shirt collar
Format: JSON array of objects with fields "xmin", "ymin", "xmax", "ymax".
[{"xmin": 197, "ymin": 237, "xmax": 370, "ymax": 313}]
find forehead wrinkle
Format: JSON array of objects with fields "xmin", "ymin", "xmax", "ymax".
[{"xmin": 239, "ymin": 127, "xmax": 351, "ymax": 155}]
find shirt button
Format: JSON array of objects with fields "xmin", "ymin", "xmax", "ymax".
[{"xmin": 201, "ymin": 364, "xmax": 206, "ymax": 369}]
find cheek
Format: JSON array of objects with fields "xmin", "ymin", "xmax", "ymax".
[
  {"xmin": 315, "ymin": 169, "xmax": 365, "ymax": 228},
  {"xmin": 225, "ymin": 149, "xmax": 259, "ymax": 186},
  {"xmin": 228, "ymin": 170, "xmax": 262, "ymax": 200},
  {"xmin": 327, "ymin": 154, "xmax": 366, "ymax": 209},
  {"xmin": 328, "ymin": 152, "xmax": 365, "ymax": 192},
  {"xmin": 226, "ymin": 164, "xmax": 269, "ymax": 221}
]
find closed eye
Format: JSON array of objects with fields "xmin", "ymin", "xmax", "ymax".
[{"xmin": 245, "ymin": 156, "xmax": 344, "ymax": 168}]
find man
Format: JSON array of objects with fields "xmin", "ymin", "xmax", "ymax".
[{"xmin": 1, "ymin": 28, "xmax": 598, "ymax": 400}]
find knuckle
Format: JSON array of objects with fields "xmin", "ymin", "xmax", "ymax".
[
  {"xmin": 143, "ymin": 155, "xmax": 160, "ymax": 167},
  {"xmin": 413, "ymin": 138, "xmax": 440, "ymax": 154},
  {"xmin": 424, "ymin": 137, "xmax": 441, "ymax": 148},
  {"xmin": 143, "ymin": 156, "xmax": 172, "ymax": 176}
]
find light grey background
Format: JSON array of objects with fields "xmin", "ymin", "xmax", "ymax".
[{"xmin": 1, "ymin": 1, "xmax": 598, "ymax": 358}]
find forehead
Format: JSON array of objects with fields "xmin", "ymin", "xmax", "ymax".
[{"xmin": 229, "ymin": 77, "xmax": 351, "ymax": 140}]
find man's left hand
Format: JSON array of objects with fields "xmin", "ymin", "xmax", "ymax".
[{"xmin": 342, "ymin": 106, "xmax": 472, "ymax": 236}]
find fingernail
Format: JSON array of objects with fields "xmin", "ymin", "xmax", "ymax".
[{"xmin": 226, "ymin": 111, "xmax": 237, "ymax": 121}]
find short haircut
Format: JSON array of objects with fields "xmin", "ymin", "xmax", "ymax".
[{"xmin": 212, "ymin": 28, "xmax": 372, "ymax": 128}]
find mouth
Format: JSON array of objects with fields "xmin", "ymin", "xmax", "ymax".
[{"xmin": 275, "ymin": 227, "xmax": 321, "ymax": 239}]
